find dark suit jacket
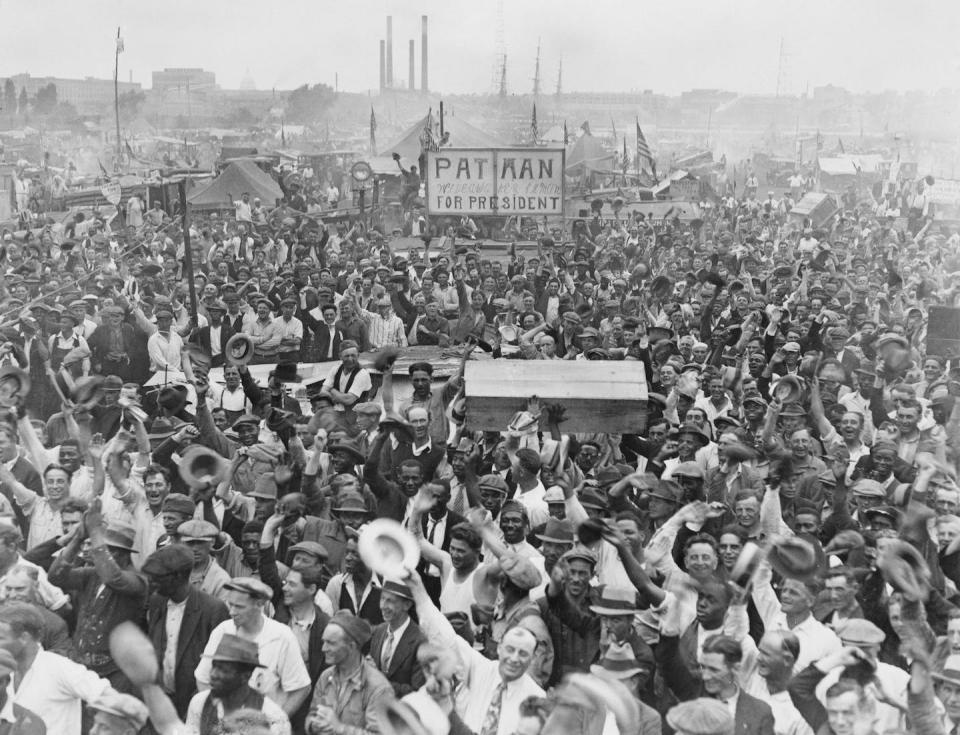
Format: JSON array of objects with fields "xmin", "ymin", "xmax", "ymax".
[
  {"xmin": 145, "ymin": 588, "xmax": 229, "ymax": 718},
  {"xmin": 658, "ymin": 631, "xmax": 775, "ymax": 735},
  {"xmin": 190, "ymin": 324, "xmax": 235, "ymax": 368},
  {"xmin": 312, "ymin": 323, "xmax": 346, "ymax": 362},
  {"xmin": 369, "ymin": 620, "xmax": 428, "ymax": 696}
]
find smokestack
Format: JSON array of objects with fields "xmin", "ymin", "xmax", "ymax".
[
  {"xmin": 421, "ymin": 15, "xmax": 428, "ymax": 93},
  {"xmin": 386, "ymin": 16, "xmax": 393, "ymax": 87},
  {"xmin": 379, "ymin": 40, "xmax": 385, "ymax": 92},
  {"xmin": 409, "ymin": 40, "xmax": 415, "ymax": 91}
]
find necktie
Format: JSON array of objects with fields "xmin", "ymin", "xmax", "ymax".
[
  {"xmin": 381, "ymin": 631, "xmax": 395, "ymax": 672},
  {"xmin": 426, "ymin": 517, "xmax": 438, "ymax": 545},
  {"xmin": 480, "ymin": 681, "xmax": 505, "ymax": 735},
  {"xmin": 202, "ymin": 499, "xmax": 220, "ymax": 529},
  {"xmin": 450, "ymin": 481, "xmax": 467, "ymax": 516}
]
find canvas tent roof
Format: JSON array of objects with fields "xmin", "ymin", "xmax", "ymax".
[
  {"xmin": 565, "ymin": 134, "xmax": 614, "ymax": 175},
  {"xmin": 383, "ymin": 114, "xmax": 501, "ymax": 162},
  {"xmin": 188, "ymin": 159, "xmax": 283, "ymax": 209}
]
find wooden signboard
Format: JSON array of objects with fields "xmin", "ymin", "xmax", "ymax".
[
  {"xmin": 464, "ymin": 360, "xmax": 648, "ymax": 434},
  {"xmin": 927, "ymin": 306, "xmax": 960, "ymax": 360}
]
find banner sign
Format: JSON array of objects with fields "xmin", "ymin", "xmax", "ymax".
[
  {"xmin": 929, "ymin": 179, "xmax": 960, "ymax": 205},
  {"xmin": 101, "ymin": 183, "xmax": 122, "ymax": 205},
  {"xmin": 426, "ymin": 148, "xmax": 565, "ymax": 216}
]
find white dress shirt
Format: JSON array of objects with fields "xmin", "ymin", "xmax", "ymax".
[{"xmin": 163, "ymin": 598, "xmax": 187, "ymax": 690}]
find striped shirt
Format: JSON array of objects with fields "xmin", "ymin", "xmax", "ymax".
[{"xmin": 358, "ymin": 307, "xmax": 408, "ymax": 349}]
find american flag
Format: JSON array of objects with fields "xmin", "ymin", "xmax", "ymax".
[
  {"xmin": 420, "ymin": 108, "xmax": 439, "ymax": 153},
  {"xmin": 116, "ymin": 28, "xmax": 124, "ymax": 54},
  {"xmin": 636, "ymin": 119, "xmax": 657, "ymax": 180},
  {"xmin": 370, "ymin": 106, "xmax": 377, "ymax": 155},
  {"xmin": 531, "ymin": 103, "xmax": 539, "ymax": 144}
]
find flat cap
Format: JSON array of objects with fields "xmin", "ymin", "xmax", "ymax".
[
  {"xmin": 329, "ymin": 610, "xmax": 373, "ymax": 647},
  {"xmin": 667, "ymin": 698, "xmax": 735, "ymax": 735},
  {"xmin": 141, "ymin": 544, "xmax": 193, "ymax": 576},
  {"xmin": 161, "ymin": 494, "xmax": 196, "ymax": 516},
  {"xmin": 222, "ymin": 576, "xmax": 273, "ymax": 600},
  {"xmin": 177, "ymin": 519, "xmax": 219, "ymax": 541},
  {"xmin": 353, "ymin": 402, "xmax": 382, "ymax": 416},
  {"xmin": 289, "ymin": 541, "xmax": 329, "ymax": 561},
  {"xmin": 834, "ymin": 618, "xmax": 885, "ymax": 646}
]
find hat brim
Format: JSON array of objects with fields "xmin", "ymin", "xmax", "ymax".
[
  {"xmin": 588, "ymin": 604, "xmax": 641, "ymax": 616},
  {"xmin": 357, "ymin": 518, "xmax": 420, "ymax": 579},
  {"xmin": 204, "ymin": 653, "xmax": 265, "ymax": 667},
  {"xmin": 590, "ymin": 663, "xmax": 644, "ymax": 679}
]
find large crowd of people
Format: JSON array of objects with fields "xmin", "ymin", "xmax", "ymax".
[{"xmin": 0, "ymin": 164, "xmax": 957, "ymax": 735}]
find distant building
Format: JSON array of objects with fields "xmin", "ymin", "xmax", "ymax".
[
  {"xmin": 6, "ymin": 73, "xmax": 141, "ymax": 115},
  {"xmin": 151, "ymin": 68, "xmax": 217, "ymax": 93}
]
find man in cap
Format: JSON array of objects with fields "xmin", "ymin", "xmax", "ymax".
[
  {"xmin": 147, "ymin": 308, "xmax": 184, "ymax": 372},
  {"xmin": 142, "ymin": 544, "xmax": 229, "ymax": 718},
  {"xmin": 274, "ymin": 295, "xmax": 304, "ymax": 363},
  {"xmin": 812, "ymin": 619, "xmax": 908, "ymax": 734},
  {"xmin": 354, "ymin": 294, "xmax": 407, "ymax": 349},
  {"xmin": 307, "ymin": 611, "xmax": 394, "ymax": 735},
  {"xmin": 370, "ymin": 580, "xmax": 427, "ymax": 696},
  {"xmin": 323, "ymin": 532, "xmax": 383, "ymax": 625},
  {"xmin": 0, "ymin": 603, "xmax": 123, "ymax": 735},
  {"xmin": 87, "ymin": 691, "xmax": 149, "ymax": 735},
  {"xmin": 176, "ymin": 519, "xmax": 232, "ymax": 599},
  {"xmin": 196, "ymin": 577, "xmax": 311, "ymax": 717},
  {"xmin": 591, "ymin": 641, "xmax": 660, "ymax": 732},
  {"xmin": 318, "ymin": 340, "xmax": 373, "ymax": 413},
  {"xmin": 187, "ymin": 634, "xmax": 291, "ymax": 735},
  {"xmin": 157, "ymin": 494, "xmax": 196, "ymax": 548},
  {"xmin": 47, "ymin": 509, "xmax": 148, "ymax": 691},
  {"xmin": 190, "ymin": 299, "xmax": 233, "ymax": 368},
  {"xmin": 398, "ymin": 354, "xmax": 468, "ymax": 447},
  {"xmin": 244, "ymin": 298, "xmax": 283, "ymax": 363}
]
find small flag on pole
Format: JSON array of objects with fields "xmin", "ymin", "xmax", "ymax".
[
  {"xmin": 563, "ymin": 120, "xmax": 568, "ymax": 145},
  {"xmin": 531, "ymin": 103, "xmax": 539, "ymax": 144},
  {"xmin": 370, "ymin": 106, "xmax": 377, "ymax": 155},
  {"xmin": 622, "ymin": 136, "xmax": 628, "ymax": 173},
  {"xmin": 636, "ymin": 118, "xmax": 657, "ymax": 181},
  {"xmin": 838, "ymin": 138, "xmax": 845, "ymax": 154},
  {"xmin": 116, "ymin": 28, "xmax": 124, "ymax": 54},
  {"xmin": 611, "ymin": 117, "xmax": 617, "ymax": 145}
]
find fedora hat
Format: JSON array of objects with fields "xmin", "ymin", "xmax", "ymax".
[
  {"xmin": 273, "ymin": 361, "xmax": 302, "ymax": 383},
  {"xmin": 332, "ymin": 492, "xmax": 369, "ymax": 514},
  {"xmin": 373, "ymin": 346, "xmax": 401, "ymax": 372},
  {"xmin": 877, "ymin": 539, "xmax": 930, "ymax": 602},
  {"xmin": 207, "ymin": 634, "xmax": 264, "ymax": 668},
  {"xmin": 933, "ymin": 654, "xmax": 960, "ymax": 686},
  {"xmin": 177, "ymin": 445, "xmax": 230, "ymax": 490},
  {"xmin": 184, "ymin": 344, "xmax": 212, "ymax": 373},
  {"xmin": 498, "ymin": 324, "xmax": 519, "ymax": 343},
  {"xmin": 589, "ymin": 586, "xmax": 640, "ymax": 616},
  {"xmin": 767, "ymin": 535, "xmax": 818, "ymax": 579},
  {"xmin": 729, "ymin": 541, "xmax": 766, "ymax": 588},
  {"xmin": 358, "ymin": 518, "xmax": 420, "ymax": 579},
  {"xmin": 224, "ymin": 333, "xmax": 254, "ymax": 365},
  {"xmin": 379, "ymin": 409, "xmax": 416, "ymax": 443},
  {"xmin": 590, "ymin": 641, "xmax": 646, "ymax": 680},
  {"xmin": 677, "ymin": 423, "xmax": 711, "ymax": 447},
  {"xmin": 535, "ymin": 518, "xmax": 575, "ymax": 544},
  {"xmin": 328, "ymin": 441, "xmax": 366, "ymax": 465},
  {"xmin": 265, "ymin": 407, "xmax": 297, "ymax": 434},
  {"xmin": 771, "ymin": 374, "xmax": 804, "ymax": 403},
  {"xmin": 103, "ymin": 520, "xmax": 137, "ymax": 551},
  {"xmin": 0, "ymin": 366, "xmax": 29, "ymax": 406},
  {"xmin": 378, "ymin": 691, "xmax": 450, "ymax": 735}
]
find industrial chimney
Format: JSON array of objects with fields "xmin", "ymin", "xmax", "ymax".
[
  {"xmin": 409, "ymin": 40, "xmax": 415, "ymax": 91},
  {"xmin": 386, "ymin": 16, "xmax": 393, "ymax": 88},
  {"xmin": 379, "ymin": 40, "xmax": 386, "ymax": 92},
  {"xmin": 421, "ymin": 15, "xmax": 428, "ymax": 93}
]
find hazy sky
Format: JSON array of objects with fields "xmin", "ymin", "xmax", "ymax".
[{"xmin": 2, "ymin": 0, "xmax": 958, "ymax": 96}]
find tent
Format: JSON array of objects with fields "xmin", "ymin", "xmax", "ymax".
[
  {"xmin": 565, "ymin": 134, "xmax": 614, "ymax": 175},
  {"xmin": 383, "ymin": 114, "xmax": 501, "ymax": 162},
  {"xmin": 188, "ymin": 159, "xmax": 283, "ymax": 210}
]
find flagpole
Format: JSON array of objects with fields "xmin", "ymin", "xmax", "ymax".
[{"xmin": 114, "ymin": 27, "xmax": 122, "ymax": 171}]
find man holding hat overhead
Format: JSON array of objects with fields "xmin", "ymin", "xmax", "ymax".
[
  {"xmin": 196, "ymin": 577, "xmax": 311, "ymax": 718},
  {"xmin": 47, "ymin": 511, "xmax": 148, "ymax": 690},
  {"xmin": 406, "ymin": 570, "xmax": 544, "ymax": 735},
  {"xmin": 307, "ymin": 610, "xmax": 393, "ymax": 735},
  {"xmin": 186, "ymin": 634, "xmax": 291, "ymax": 735}
]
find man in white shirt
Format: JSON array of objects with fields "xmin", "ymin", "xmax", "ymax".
[
  {"xmin": 195, "ymin": 577, "xmax": 311, "ymax": 718},
  {"xmin": 319, "ymin": 341, "xmax": 372, "ymax": 413},
  {"xmin": 2, "ymin": 602, "xmax": 119, "ymax": 735},
  {"xmin": 409, "ymin": 571, "xmax": 545, "ymax": 735},
  {"xmin": 274, "ymin": 297, "xmax": 303, "ymax": 363},
  {"xmin": 147, "ymin": 309, "xmax": 183, "ymax": 373},
  {"xmin": 234, "ymin": 192, "xmax": 253, "ymax": 223}
]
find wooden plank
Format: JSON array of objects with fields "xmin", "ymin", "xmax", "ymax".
[{"xmin": 464, "ymin": 360, "xmax": 647, "ymax": 433}]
